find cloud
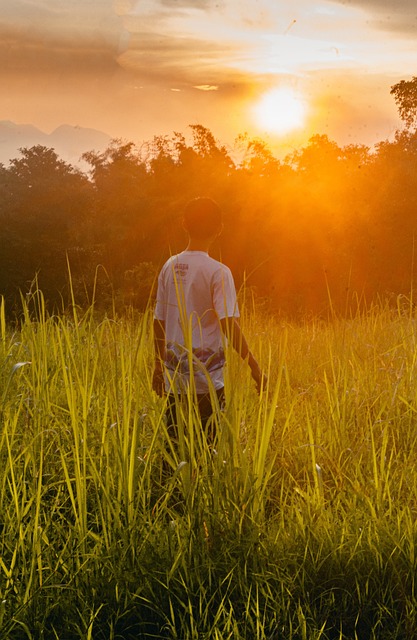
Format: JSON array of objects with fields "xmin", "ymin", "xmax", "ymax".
[
  {"xmin": 4, "ymin": 0, "xmax": 411, "ymax": 89},
  {"xmin": 194, "ymin": 85, "xmax": 219, "ymax": 91},
  {"xmin": 116, "ymin": 34, "xmax": 234, "ymax": 88},
  {"xmin": 115, "ymin": 1, "xmax": 339, "ymax": 88},
  {"xmin": 329, "ymin": 0, "xmax": 417, "ymax": 36},
  {"xmin": 159, "ymin": 0, "xmax": 214, "ymax": 8},
  {"xmin": 1, "ymin": 0, "xmax": 119, "ymax": 38},
  {"xmin": 114, "ymin": 0, "xmax": 417, "ymax": 91},
  {"xmin": 0, "ymin": 0, "xmax": 124, "ymax": 73}
]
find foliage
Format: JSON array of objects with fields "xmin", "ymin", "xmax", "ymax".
[
  {"xmin": 390, "ymin": 76, "xmax": 417, "ymax": 130},
  {"xmin": 1, "ymin": 78, "xmax": 417, "ymax": 317},
  {"xmin": 1, "ymin": 292, "xmax": 417, "ymax": 638},
  {"xmin": 0, "ymin": 146, "xmax": 93, "ymax": 312}
]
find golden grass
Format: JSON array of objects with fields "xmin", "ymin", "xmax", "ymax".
[{"xmin": 1, "ymin": 290, "xmax": 417, "ymax": 638}]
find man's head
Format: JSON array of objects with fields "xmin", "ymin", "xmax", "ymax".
[{"xmin": 183, "ymin": 197, "xmax": 223, "ymax": 239}]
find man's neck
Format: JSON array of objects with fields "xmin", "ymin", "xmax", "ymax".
[{"xmin": 186, "ymin": 238, "xmax": 211, "ymax": 252}]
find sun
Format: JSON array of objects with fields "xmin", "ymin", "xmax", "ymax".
[{"xmin": 252, "ymin": 87, "xmax": 307, "ymax": 135}]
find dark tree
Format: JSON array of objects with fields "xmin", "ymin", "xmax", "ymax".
[
  {"xmin": 0, "ymin": 145, "xmax": 93, "ymax": 309},
  {"xmin": 391, "ymin": 76, "xmax": 417, "ymax": 130}
]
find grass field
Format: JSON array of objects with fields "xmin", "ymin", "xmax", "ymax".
[{"xmin": 1, "ymin": 290, "xmax": 417, "ymax": 639}]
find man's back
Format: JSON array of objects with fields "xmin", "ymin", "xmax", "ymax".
[{"xmin": 154, "ymin": 249, "xmax": 238, "ymax": 393}]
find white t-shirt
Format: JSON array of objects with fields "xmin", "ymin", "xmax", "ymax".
[{"xmin": 154, "ymin": 250, "xmax": 239, "ymax": 394}]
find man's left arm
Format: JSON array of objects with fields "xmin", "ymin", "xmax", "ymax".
[
  {"xmin": 220, "ymin": 316, "xmax": 267, "ymax": 393},
  {"xmin": 152, "ymin": 318, "xmax": 166, "ymax": 396}
]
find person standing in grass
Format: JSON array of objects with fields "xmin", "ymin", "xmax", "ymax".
[{"xmin": 152, "ymin": 196, "xmax": 266, "ymax": 445}]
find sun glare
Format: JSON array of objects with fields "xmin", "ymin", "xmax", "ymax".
[{"xmin": 252, "ymin": 87, "xmax": 307, "ymax": 135}]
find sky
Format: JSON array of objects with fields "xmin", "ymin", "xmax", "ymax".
[{"xmin": 1, "ymin": 0, "xmax": 417, "ymax": 157}]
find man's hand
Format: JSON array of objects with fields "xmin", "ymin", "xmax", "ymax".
[
  {"xmin": 248, "ymin": 354, "xmax": 268, "ymax": 394},
  {"xmin": 152, "ymin": 362, "xmax": 165, "ymax": 397}
]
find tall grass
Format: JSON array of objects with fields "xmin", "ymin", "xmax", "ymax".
[{"xmin": 1, "ymin": 290, "xmax": 417, "ymax": 638}]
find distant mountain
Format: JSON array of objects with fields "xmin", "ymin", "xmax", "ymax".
[{"xmin": 0, "ymin": 121, "xmax": 112, "ymax": 169}]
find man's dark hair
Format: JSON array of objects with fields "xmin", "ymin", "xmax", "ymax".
[{"xmin": 183, "ymin": 197, "xmax": 222, "ymax": 238}]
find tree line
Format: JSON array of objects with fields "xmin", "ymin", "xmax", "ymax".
[{"xmin": 1, "ymin": 78, "xmax": 417, "ymax": 318}]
